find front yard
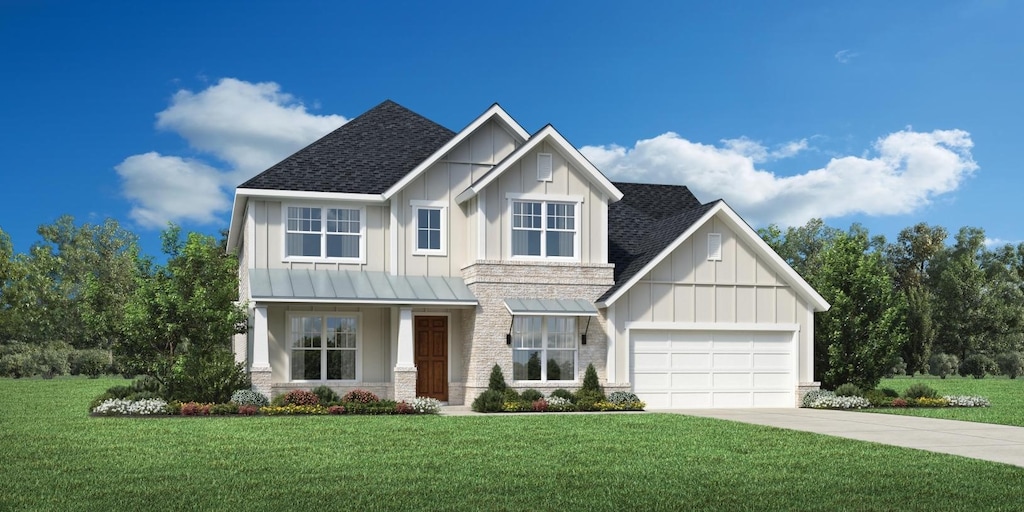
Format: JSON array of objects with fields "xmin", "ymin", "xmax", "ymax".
[
  {"xmin": 867, "ymin": 375, "xmax": 1024, "ymax": 427},
  {"xmin": 1, "ymin": 377, "xmax": 1022, "ymax": 511}
]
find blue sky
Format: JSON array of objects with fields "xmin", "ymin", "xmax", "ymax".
[{"xmin": 2, "ymin": 1, "xmax": 1021, "ymax": 256}]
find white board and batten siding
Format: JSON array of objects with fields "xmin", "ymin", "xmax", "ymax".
[{"xmin": 609, "ymin": 212, "xmax": 816, "ymax": 408}]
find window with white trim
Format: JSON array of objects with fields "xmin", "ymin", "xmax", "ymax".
[
  {"xmin": 511, "ymin": 316, "xmax": 577, "ymax": 381},
  {"xmin": 413, "ymin": 204, "xmax": 446, "ymax": 255},
  {"xmin": 285, "ymin": 206, "xmax": 363, "ymax": 260},
  {"xmin": 511, "ymin": 200, "xmax": 576, "ymax": 258},
  {"xmin": 289, "ymin": 314, "xmax": 358, "ymax": 381}
]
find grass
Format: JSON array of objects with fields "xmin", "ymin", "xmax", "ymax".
[
  {"xmin": 2, "ymin": 378, "xmax": 1023, "ymax": 511},
  {"xmin": 866, "ymin": 375, "xmax": 1024, "ymax": 427}
]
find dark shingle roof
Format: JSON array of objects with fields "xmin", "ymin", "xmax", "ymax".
[
  {"xmin": 601, "ymin": 182, "xmax": 718, "ymax": 302},
  {"xmin": 239, "ymin": 100, "xmax": 456, "ymax": 194}
]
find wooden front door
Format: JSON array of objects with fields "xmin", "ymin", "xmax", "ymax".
[{"xmin": 414, "ymin": 316, "xmax": 448, "ymax": 401}]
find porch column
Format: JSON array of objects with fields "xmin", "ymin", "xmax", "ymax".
[
  {"xmin": 251, "ymin": 305, "xmax": 272, "ymax": 399},
  {"xmin": 393, "ymin": 306, "xmax": 417, "ymax": 401}
]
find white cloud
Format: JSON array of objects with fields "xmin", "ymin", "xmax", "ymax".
[
  {"xmin": 116, "ymin": 78, "xmax": 347, "ymax": 228},
  {"xmin": 835, "ymin": 49, "xmax": 859, "ymax": 63},
  {"xmin": 985, "ymin": 238, "xmax": 1023, "ymax": 249},
  {"xmin": 582, "ymin": 128, "xmax": 978, "ymax": 227}
]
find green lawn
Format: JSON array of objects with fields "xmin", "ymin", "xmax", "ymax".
[
  {"xmin": 1, "ymin": 378, "xmax": 1022, "ymax": 511},
  {"xmin": 867, "ymin": 375, "xmax": 1024, "ymax": 427}
]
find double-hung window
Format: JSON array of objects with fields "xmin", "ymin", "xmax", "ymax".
[
  {"xmin": 511, "ymin": 316, "xmax": 577, "ymax": 381},
  {"xmin": 285, "ymin": 206, "xmax": 363, "ymax": 260},
  {"xmin": 289, "ymin": 314, "xmax": 358, "ymax": 381},
  {"xmin": 511, "ymin": 200, "xmax": 577, "ymax": 258},
  {"xmin": 411, "ymin": 202, "xmax": 446, "ymax": 255}
]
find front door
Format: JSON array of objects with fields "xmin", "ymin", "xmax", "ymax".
[{"xmin": 414, "ymin": 316, "xmax": 448, "ymax": 401}]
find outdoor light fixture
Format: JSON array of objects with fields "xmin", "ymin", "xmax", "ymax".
[
  {"xmin": 581, "ymin": 316, "xmax": 592, "ymax": 345},
  {"xmin": 506, "ymin": 315, "xmax": 514, "ymax": 345}
]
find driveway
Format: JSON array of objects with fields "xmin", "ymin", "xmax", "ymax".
[{"xmin": 665, "ymin": 408, "xmax": 1024, "ymax": 468}]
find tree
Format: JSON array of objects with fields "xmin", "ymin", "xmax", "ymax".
[
  {"xmin": 758, "ymin": 219, "xmax": 840, "ymax": 280},
  {"xmin": 883, "ymin": 223, "xmax": 948, "ymax": 376},
  {"xmin": 812, "ymin": 228, "xmax": 907, "ymax": 390},
  {"xmin": 931, "ymin": 227, "xmax": 989, "ymax": 360},
  {"xmin": 115, "ymin": 225, "xmax": 247, "ymax": 393}
]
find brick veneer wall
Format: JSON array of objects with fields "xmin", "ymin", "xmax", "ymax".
[{"xmin": 459, "ymin": 260, "xmax": 619, "ymax": 405}]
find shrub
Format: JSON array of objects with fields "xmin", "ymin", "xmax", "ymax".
[
  {"xmin": 502, "ymin": 388, "xmax": 521, "ymax": 403},
  {"xmin": 580, "ymin": 363, "xmax": 603, "ymax": 394},
  {"xmin": 549, "ymin": 388, "xmax": 576, "ymax": 403},
  {"xmin": 210, "ymin": 403, "xmax": 239, "ymax": 415},
  {"xmin": 885, "ymin": 357, "xmax": 907, "ymax": 378},
  {"xmin": 878, "ymin": 388, "xmax": 899, "ymax": 398},
  {"xmin": 283, "ymin": 389, "xmax": 320, "ymax": 406},
  {"xmin": 0, "ymin": 341, "xmax": 72, "ymax": 379},
  {"xmin": 88, "ymin": 392, "xmax": 117, "ymax": 412},
  {"xmin": 833, "ymin": 383, "xmax": 864, "ymax": 397},
  {"xmin": 230, "ymin": 389, "xmax": 270, "ymax": 407},
  {"xmin": 928, "ymin": 353, "xmax": 959, "ymax": 379},
  {"xmin": 164, "ymin": 351, "xmax": 250, "ymax": 403},
  {"xmin": 959, "ymin": 354, "xmax": 996, "ymax": 379},
  {"xmin": 70, "ymin": 349, "xmax": 110, "ymax": 378},
  {"xmin": 545, "ymin": 396, "xmax": 576, "ymax": 412},
  {"xmin": 808, "ymin": 395, "xmax": 870, "ymax": 409},
  {"xmin": 92, "ymin": 398, "xmax": 169, "ymax": 416},
  {"xmin": 395, "ymin": 402, "xmax": 415, "ymax": 414},
  {"xmin": 574, "ymin": 389, "xmax": 606, "ymax": 411},
  {"xmin": 180, "ymin": 402, "xmax": 212, "ymax": 416},
  {"xmin": 238, "ymin": 405, "xmax": 258, "ymax": 416},
  {"xmin": 406, "ymin": 397, "xmax": 442, "ymax": 414},
  {"xmin": 270, "ymin": 393, "xmax": 287, "ymax": 407},
  {"xmin": 343, "ymin": 400, "xmax": 398, "ymax": 415},
  {"xmin": 995, "ymin": 352, "xmax": 1024, "ymax": 379},
  {"xmin": 312, "ymin": 385, "xmax": 340, "ymax": 404},
  {"xmin": 503, "ymin": 400, "xmax": 531, "ymax": 412},
  {"xmin": 903, "ymin": 383, "xmax": 938, "ymax": 400},
  {"xmin": 341, "ymin": 389, "xmax": 379, "ymax": 404},
  {"xmin": 471, "ymin": 389, "xmax": 504, "ymax": 413},
  {"xmin": 914, "ymin": 397, "xmax": 949, "ymax": 408},
  {"xmin": 801, "ymin": 389, "xmax": 834, "ymax": 408},
  {"xmin": 608, "ymin": 391, "xmax": 640, "ymax": 404},
  {"xmin": 260, "ymin": 404, "xmax": 328, "ymax": 415},
  {"xmin": 520, "ymin": 389, "xmax": 544, "ymax": 402},
  {"xmin": 945, "ymin": 395, "xmax": 991, "ymax": 407},
  {"xmin": 105, "ymin": 385, "xmax": 135, "ymax": 399},
  {"xmin": 892, "ymin": 398, "xmax": 909, "ymax": 407},
  {"xmin": 863, "ymin": 390, "xmax": 891, "ymax": 407},
  {"xmin": 327, "ymin": 405, "xmax": 346, "ymax": 415},
  {"xmin": 532, "ymin": 399, "xmax": 549, "ymax": 412},
  {"xmin": 488, "ymin": 364, "xmax": 508, "ymax": 392},
  {"xmin": 165, "ymin": 401, "xmax": 183, "ymax": 415},
  {"xmin": 132, "ymin": 376, "xmax": 163, "ymax": 394}
]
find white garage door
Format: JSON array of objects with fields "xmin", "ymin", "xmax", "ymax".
[{"xmin": 632, "ymin": 330, "xmax": 796, "ymax": 408}]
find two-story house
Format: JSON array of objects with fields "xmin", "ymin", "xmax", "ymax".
[{"xmin": 226, "ymin": 100, "xmax": 829, "ymax": 408}]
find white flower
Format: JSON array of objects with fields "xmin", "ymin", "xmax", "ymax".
[
  {"xmin": 407, "ymin": 397, "xmax": 442, "ymax": 414},
  {"xmin": 92, "ymin": 398, "xmax": 169, "ymax": 415}
]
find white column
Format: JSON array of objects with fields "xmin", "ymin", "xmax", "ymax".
[
  {"xmin": 802, "ymin": 309, "xmax": 815, "ymax": 383},
  {"xmin": 253, "ymin": 305, "xmax": 270, "ymax": 370},
  {"xmin": 605, "ymin": 308, "xmax": 616, "ymax": 383},
  {"xmin": 395, "ymin": 307, "xmax": 415, "ymax": 370}
]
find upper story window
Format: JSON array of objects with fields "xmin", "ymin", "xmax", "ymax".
[
  {"xmin": 511, "ymin": 200, "xmax": 577, "ymax": 259},
  {"xmin": 285, "ymin": 206, "xmax": 364, "ymax": 261},
  {"xmin": 411, "ymin": 201, "xmax": 447, "ymax": 256}
]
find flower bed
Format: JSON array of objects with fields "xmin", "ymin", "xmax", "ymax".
[{"xmin": 802, "ymin": 386, "xmax": 991, "ymax": 410}]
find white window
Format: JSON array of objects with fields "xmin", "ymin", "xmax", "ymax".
[
  {"xmin": 289, "ymin": 314, "xmax": 358, "ymax": 381},
  {"xmin": 511, "ymin": 200, "xmax": 577, "ymax": 258},
  {"xmin": 412, "ymin": 202, "xmax": 446, "ymax": 255},
  {"xmin": 285, "ymin": 206, "xmax": 363, "ymax": 261},
  {"xmin": 511, "ymin": 316, "xmax": 577, "ymax": 381}
]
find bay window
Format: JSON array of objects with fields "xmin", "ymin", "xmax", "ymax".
[{"xmin": 511, "ymin": 316, "xmax": 577, "ymax": 381}]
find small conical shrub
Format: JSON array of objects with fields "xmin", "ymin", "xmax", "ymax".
[
  {"xmin": 581, "ymin": 363, "xmax": 602, "ymax": 394},
  {"xmin": 488, "ymin": 364, "xmax": 507, "ymax": 392}
]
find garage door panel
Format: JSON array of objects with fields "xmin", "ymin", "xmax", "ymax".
[
  {"xmin": 753, "ymin": 372, "xmax": 791, "ymax": 388},
  {"xmin": 753, "ymin": 353, "xmax": 790, "ymax": 369},
  {"xmin": 713, "ymin": 353, "xmax": 751, "ymax": 369},
  {"xmin": 632, "ymin": 329, "xmax": 795, "ymax": 408},
  {"xmin": 671, "ymin": 353, "xmax": 710, "ymax": 370},
  {"xmin": 635, "ymin": 352, "xmax": 669, "ymax": 369},
  {"xmin": 672, "ymin": 372, "xmax": 710, "ymax": 388}
]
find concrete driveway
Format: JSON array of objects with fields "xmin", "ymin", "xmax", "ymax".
[{"xmin": 665, "ymin": 408, "xmax": 1024, "ymax": 468}]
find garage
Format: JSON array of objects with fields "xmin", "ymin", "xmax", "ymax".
[{"xmin": 631, "ymin": 329, "xmax": 797, "ymax": 408}]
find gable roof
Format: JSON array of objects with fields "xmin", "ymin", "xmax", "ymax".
[
  {"xmin": 454, "ymin": 124, "xmax": 624, "ymax": 204},
  {"xmin": 599, "ymin": 183, "xmax": 829, "ymax": 312},
  {"xmin": 239, "ymin": 99, "xmax": 455, "ymax": 194}
]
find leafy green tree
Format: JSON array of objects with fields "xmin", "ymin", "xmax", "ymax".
[
  {"xmin": 884, "ymin": 223, "xmax": 947, "ymax": 375},
  {"xmin": 758, "ymin": 219, "xmax": 840, "ymax": 279},
  {"xmin": 931, "ymin": 227, "xmax": 989, "ymax": 360},
  {"xmin": 812, "ymin": 228, "xmax": 907, "ymax": 390},
  {"xmin": 115, "ymin": 225, "xmax": 247, "ymax": 394}
]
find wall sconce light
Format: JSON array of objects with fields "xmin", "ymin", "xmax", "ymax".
[{"xmin": 580, "ymin": 316, "xmax": 592, "ymax": 345}]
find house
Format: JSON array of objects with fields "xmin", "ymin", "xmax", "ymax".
[{"xmin": 226, "ymin": 100, "xmax": 830, "ymax": 408}]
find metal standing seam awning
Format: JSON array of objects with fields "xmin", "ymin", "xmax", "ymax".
[
  {"xmin": 248, "ymin": 268, "xmax": 478, "ymax": 306},
  {"xmin": 503, "ymin": 298, "xmax": 599, "ymax": 317}
]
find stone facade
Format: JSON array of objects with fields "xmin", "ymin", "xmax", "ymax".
[
  {"xmin": 797, "ymin": 381, "xmax": 821, "ymax": 407},
  {"xmin": 393, "ymin": 368, "xmax": 418, "ymax": 402},
  {"xmin": 459, "ymin": 260, "xmax": 616, "ymax": 405},
  {"xmin": 251, "ymin": 367, "xmax": 272, "ymax": 399}
]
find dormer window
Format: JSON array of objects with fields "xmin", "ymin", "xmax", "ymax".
[{"xmin": 284, "ymin": 205, "xmax": 364, "ymax": 262}]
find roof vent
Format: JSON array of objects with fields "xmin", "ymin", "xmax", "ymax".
[
  {"xmin": 707, "ymin": 233, "xmax": 722, "ymax": 261},
  {"xmin": 537, "ymin": 153, "xmax": 553, "ymax": 181}
]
